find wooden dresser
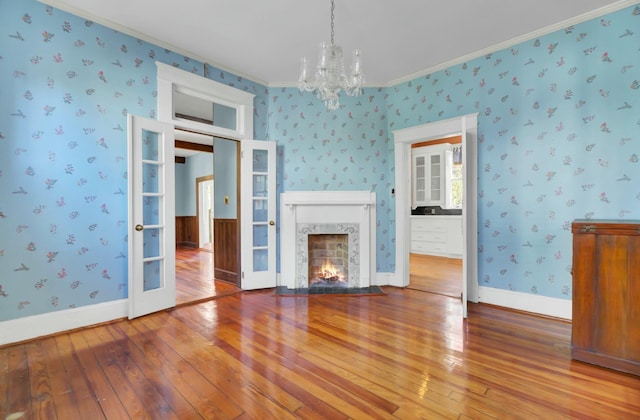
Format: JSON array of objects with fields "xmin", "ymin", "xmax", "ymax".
[{"xmin": 571, "ymin": 220, "xmax": 640, "ymax": 376}]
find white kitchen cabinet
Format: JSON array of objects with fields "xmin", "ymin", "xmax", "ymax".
[
  {"xmin": 412, "ymin": 145, "xmax": 451, "ymax": 208},
  {"xmin": 446, "ymin": 217, "xmax": 463, "ymax": 257},
  {"xmin": 412, "ymin": 152, "xmax": 427, "ymax": 205},
  {"xmin": 410, "ymin": 216, "xmax": 462, "ymax": 258}
]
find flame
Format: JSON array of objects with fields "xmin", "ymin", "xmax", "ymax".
[{"xmin": 319, "ymin": 260, "xmax": 341, "ymax": 280}]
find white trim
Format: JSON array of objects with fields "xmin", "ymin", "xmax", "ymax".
[
  {"xmin": 373, "ymin": 272, "xmax": 398, "ymax": 287},
  {"xmin": 393, "ymin": 114, "xmax": 479, "ymax": 318},
  {"xmin": 369, "ymin": 274, "xmax": 571, "ymax": 319},
  {"xmin": 41, "ymin": 0, "xmax": 635, "ymax": 90},
  {"xmin": 0, "ymin": 299, "xmax": 128, "ymax": 346},
  {"xmin": 280, "ymin": 191, "xmax": 376, "ymax": 290},
  {"xmin": 156, "ymin": 62, "xmax": 255, "ymax": 140},
  {"xmin": 479, "ymin": 286, "xmax": 572, "ymax": 320},
  {"xmin": 386, "ymin": 0, "xmax": 638, "ymax": 86}
]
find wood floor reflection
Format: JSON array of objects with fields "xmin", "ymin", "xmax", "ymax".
[
  {"xmin": 3, "ymin": 287, "xmax": 640, "ymax": 418},
  {"xmin": 409, "ymin": 253, "xmax": 462, "ymax": 298},
  {"xmin": 176, "ymin": 246, "xmax": 240, "ymax": 306}
]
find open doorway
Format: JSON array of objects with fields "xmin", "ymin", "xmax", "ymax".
[
  {"xmin": 393, "ymin": 113, "xmax": 479, "ymax": 318},
  {"xmin": 197, "ymin": 176, "xmax": 214, "ymax": 251},
  {"xmin": 175, "ymin": 137, "xmax": 241, "ymax": 306},
  {"xmin": 407, "ymin": 137, "xmax": 463, "ymax": 298}
]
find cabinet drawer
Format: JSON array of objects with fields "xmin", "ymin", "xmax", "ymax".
[
  {"xmin": 411, "ymin": 220, "xmax": 447, "ymax": 232},
  {"xmin": 411, "ymin": 241, "xmax": 447, "ymax": 254},
  {"xmin": 412, "ymin": 232, "xmax": 446, "ymax": 243}
]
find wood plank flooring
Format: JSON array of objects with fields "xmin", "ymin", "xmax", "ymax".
[
  {"xmin": 409, "ymin": 253, "xmax": 462, "ymax": 298},
  {"xmin": 176, "ymin": 246, "xmax": 240, "ymax": 306},
  {"xmin": 2, "ymin": 288, "xmax": 639, "ymax": 419}
]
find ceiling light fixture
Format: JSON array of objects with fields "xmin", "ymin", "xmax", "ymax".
[{"xmin": 298, "ymin": 0, "xmax": 364, "ymax": 111}]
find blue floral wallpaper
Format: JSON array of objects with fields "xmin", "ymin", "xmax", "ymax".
[
  {"xmin": 270, "ymin": 4, "xmax": 640, "ymax": 299},
  {"xmin": 0, "ymin": 0, "xmax": 268, "ymax": 321},
  {"xmin": 1, "ymin": 0, "xmax": 639, "ymax": 323},
  {"xmin": 268, "ymin": 88, "xmax": 394, "ymax": 273}
]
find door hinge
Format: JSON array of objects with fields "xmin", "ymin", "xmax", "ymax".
[{"xmin": 241, "ymin": 271, "xmax": 244, "ymax": 279}]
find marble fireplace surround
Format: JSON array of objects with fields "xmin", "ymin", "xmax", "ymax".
[{"xmin": 280, "ymin": 191, "xmax": 376, "ymax": 290}]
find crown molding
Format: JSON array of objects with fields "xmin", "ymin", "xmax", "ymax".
[
  {"xmin": 39, "ymin": 0, "xmax": 269, "ymax": 87},
  {"xmin": 386, "ymin": 0, "xmax": 639, "ymax": 87},
  {"xmin": 41, "ymin": 0, "xmax": 638, "ymax": 90}
]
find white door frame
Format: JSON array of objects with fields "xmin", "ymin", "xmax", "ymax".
[
  {"xmin": 393, "ymin": 113, "xmax": 479, "ymax": 318},
  {"xmin": 156, "ymin": 62, "xmax": 279, "ymax": 292}
]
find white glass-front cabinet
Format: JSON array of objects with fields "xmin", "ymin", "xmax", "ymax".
[
  {"xmin": 412, "ymin": 153, "xmax": 427, "ymax": 204},
  {"xmin": 429, "ymin": 153, "xmax": 442, "ymax": 203},
  {"xmin": 412, "ymin": 146, "xmax": 446, "ymax": 207}
]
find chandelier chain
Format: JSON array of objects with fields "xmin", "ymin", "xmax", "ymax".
[{"xmin": 330, "ymin": 0, "xmax": 335, "ymax": 45}]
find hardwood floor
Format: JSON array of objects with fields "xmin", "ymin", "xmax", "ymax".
[
  {"xmin": 176, "ymin": 246, "xmax": 240, "ymax": 306},
  {"xmin": 2, "ymin": 288, "xmax": 639, "ymax": 418},
  {"xmin": 409, "ymin": 253, "xmax": 462, "ymax": 298}
]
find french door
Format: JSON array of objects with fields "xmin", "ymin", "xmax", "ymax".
[
  {"xmin": 128, "ymin": 115, "xmax": 176, "ymax": 319},
  {"xmin": 240, "ymin": 140, "xmax": 277, "ymax": 289}
]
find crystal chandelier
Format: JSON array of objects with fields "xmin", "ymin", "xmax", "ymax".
[{"xmin": 298, "ymin": 0, "xmax": 364, "ymax": 111}]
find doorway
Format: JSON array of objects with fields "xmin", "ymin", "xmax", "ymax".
[
  {"xmin": 407, "ymin": 137, "xmax": 463, "ymax": 298},
  {"xmin": 154, "ymin": 62, "xmax": 276, "ymax": 307},
  {"xmin": 175, "ymin": 138, "xmax": 241, "ymax": 306},
  {"xmin": 393, "ymin": 113, "xmax": 479, "ymax": 318},
  {"xmin": 197, "ymin": 176, "xmax": 214, "ymax": 251}
]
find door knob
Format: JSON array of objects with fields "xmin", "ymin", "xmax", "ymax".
[
  {"xmin": 269, "ymin": 220, "xmax": 275, "ymax": 226},
  {"xmin": 135, "ymin": 224, "xmax": 144, "ymax": 231}
]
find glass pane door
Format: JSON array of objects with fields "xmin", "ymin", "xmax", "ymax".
[
  {"xmin": 252, "ymin": 149, "xmax": 269, "ymax": 272},
  {"xmin": 128, "ymin": 115, "xmax": 176, "ymax": 319},
  {"xmin": 240, "ymin": 140, "xmax": 276, "ymax": 290},
  {"xmin": 141, "ymin": 130, "xmax": 164, "ymax": 291}
]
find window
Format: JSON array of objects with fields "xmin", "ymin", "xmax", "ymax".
[{"xmin": 450, "ymin": 163, "xmax": 463, "ymax": 208}]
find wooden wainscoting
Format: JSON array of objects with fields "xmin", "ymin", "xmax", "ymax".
[
  {"xmin": 213, "ymin": 218, "xmax": 238, "ymax": 284},
  {"xmin": 175, "ymin": 216, "xmax": 198, "ymax": 248}
]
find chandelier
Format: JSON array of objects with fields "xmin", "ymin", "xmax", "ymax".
[{"xmin": 298, "ymin": 0, "xmax": 364, "ymax": 111}]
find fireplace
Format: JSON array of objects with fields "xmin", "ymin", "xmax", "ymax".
[
  {"xmin": 308, "ymin": 233, "xmax": 349, "ymax": 287},
  {"xmin": 281, "ymin": 191, "xmax": 376, "ymax": 290}
]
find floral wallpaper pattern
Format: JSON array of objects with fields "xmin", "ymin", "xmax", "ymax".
[
  {"xmin": 1, "ymin": 0, "xmax": 639, "ymax": 322},
  {"xmin": 268, "ymin": 87, "xmax": 394, "ymax": 274},
  {"xmin": 270, "ymin": 4, "xmax": 640, "ymax": 299},
  {"xmin": 0, "ymin": 0, "xmax": 268, "ymax": 321}
]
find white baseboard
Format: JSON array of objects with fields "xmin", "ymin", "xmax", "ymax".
[
  {"xmin": 0, "ymin": 299, "xmax": 128, "ymax": 346},
  {"xmin": 478, "ymin": 286, "xmax": 572, "ymax": 320},
  {"xmin": 373, "ymin": 272, "xmax": 572, "ymax": 320},
  {"xmin": 0, "ymin": 282, "xmax": 571, "ymax": 346}
]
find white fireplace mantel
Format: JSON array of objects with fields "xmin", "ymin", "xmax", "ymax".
[{"xmin": 280, "ymin": 191, "xmax": 376, "ymax": 289}]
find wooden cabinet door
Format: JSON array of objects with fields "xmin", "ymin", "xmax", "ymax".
[{"xmin": 571, "ymin": 220, "xmax": 640, "ymax": 376}]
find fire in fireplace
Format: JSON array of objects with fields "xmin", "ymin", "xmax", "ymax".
[{"xmin": 308, "ymin": 233, "xmax": 349, "ymax": 288}]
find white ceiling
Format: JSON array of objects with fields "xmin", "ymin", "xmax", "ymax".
[{"xmin": 45, "ymin": 0, "xmax": 630, "ymax": 86}]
